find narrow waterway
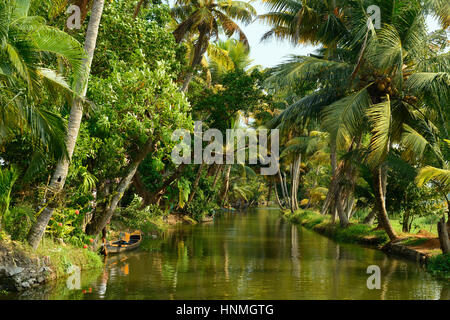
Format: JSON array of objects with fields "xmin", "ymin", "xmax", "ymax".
[{"xmin": 6, "ymin": 208, "xmax": 450, "ymax": 299}]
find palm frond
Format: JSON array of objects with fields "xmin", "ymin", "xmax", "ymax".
[
  {"xmin": 322, "ymin": 86, "xmax": 372, "ymax": 151},
  {"xmin": 31, "ymin": 25, "xmax": 86, "ymax": 94},
  {"xmin": 401, "ymin": 123, "xmax": 429, "ymax": 161},
  {"xmin": 366, "ymin": 95, "xmax": 391, "ymax": 167},
  {"xmin": 416, "ymin": 165, "xmax": 450, "ymax": 189}
]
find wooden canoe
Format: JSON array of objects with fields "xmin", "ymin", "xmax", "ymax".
[{"xmin": 103, "ymin": 231, "xmax": 143, "ymax": 255}]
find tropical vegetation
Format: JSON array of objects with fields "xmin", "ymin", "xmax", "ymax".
[{"xmin": 0, "ymin": 0, "xmax": 449, "ymax": 289}]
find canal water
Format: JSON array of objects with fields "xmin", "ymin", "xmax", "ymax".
[{"xmin": 5, "ymin": 208, "xmax": 450, "ymax": 299}]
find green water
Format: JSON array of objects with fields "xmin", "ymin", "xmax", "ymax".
[{"xmin": 6, "ymin": 208, "xmax": 450, "ymax": 299}]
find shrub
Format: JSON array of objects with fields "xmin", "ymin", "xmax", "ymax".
[
  {"xmin": 186, "ymin": 190, "xmax": 219, "ymax": 222},
  {"xmin": 352, "ymin": 208, "xmax": 371, "ymax": 222},
  {"xmin": 3, "ymin": 205, "xmax": 35, "ymax": 241},
  {"xmin": 115, "ymin": 194, "xmax": 167, "ymax": 234},
  {"xmin": 427, "ymin": 254, "xmax": 450, "ymax": 277},
  {"xmin": 46, "ymin": 207, "xmax": 94, "ymax": 247}
]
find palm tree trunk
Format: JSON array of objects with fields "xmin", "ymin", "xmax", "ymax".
[
  {"xmin": 186, "ymin": 162, "xmax": 205, "ymax": 206},
  {"xmin": 372, "ymin": 166, "xmax": 397, "ymax": 241},
  {"xmin": 181, "ymin": 29, "xmax": 208, "ymax": 92},
  {"xmin": 321, "ymin": 145, "xmax": 337, "ymax": 215},
  {"xmin": 345, "ymin": 196, "xmax": 355, "ymax": 219},
  {"xmin": 306, "ymin": 166, "xmax": 320, "ymax": 209},
  {"xmin": 132, "ymin": 172, "xmax": 152, "ymax": 205},
  {"xmin": 441, "ymin": 192, "xmax": 450, "ymax": 230},
  {"xmin": 212, "ymin": 165, "xmax": 223, "ymax": 189},
  {"xmin": 291, "ymin": 154, "xmax": 301, "ymax": 211},
  {"xmin": 277, "ymin": 169, "xmax": 286, "ymax": 201},
  {"xmin": 278, "ymin": 169, "xmax": 291, "ymax": 208},
  {"xmin": 267, "ymin": 183, "xmax": 272, "ymax": 205},
  {"xmin": 221, "ymin": 165, "xmax": 231, "ymax": 206},
  {"xmin": 283, "ymin": 172, "xmax": 290, "ymax": 201},
  {"xmin": 85, "ymin": 137, "xmax": 154, "ymax": 235},
  {"xmin": 133, "ymin": 0, "xmax": 147, "ymax": 19},
  {"xmin": 363, "ymin": 209, "xmax": 377, "ymax": 225},
  {"xmin": 206, "ymin": 165, "xmax": 223, "ymax": 202},
  {"xmin": 437, "ymin": 216, "xmax": 450, "ymax": 254},
  {"xmin": 27, "ymin": 0, "xmax": 105, "ymax": 249},
  {"xmin": 291, "ymin": 159, "xmax": 296, "ymax": 211},
  {"xmin": 335, "ymin": 187, "xmax": 350, "ymax": 228},
  {"xmin": 273, "ymin": 181, "xmax": 284, "ymax": 209},
  {"xmin": 181, "ymin": 71, "xmax": 194, "ymax": 92}
]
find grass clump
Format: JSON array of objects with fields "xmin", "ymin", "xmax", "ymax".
[
  {"xmin": 335, "ymin": 224, "xmax": 388, "ymax": 245},
  {"xmin": 287, "ymin": 209, "xmax": 327, "ymax": 228},
  {"xmin": 427, "ymin": 254, "xmax": 450, "ymax": 278},
  {"xmin": 399, "ymin": 237, "xmax": 430, "ymax": 246}
]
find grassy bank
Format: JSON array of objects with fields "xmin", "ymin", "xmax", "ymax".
[
  {"xmin": 283, "ymin": 209, "xmax": 389, "ymax": 246},
  {"xmin": 283, "ymin": 209, "xmax": 449, "ymax": 277},
  {"xmin": 427, "ymin": 254, "xmax": 450, "ymax": 278},
  {"xmin": 0, "ymin": 237, "xmax": 103, "ymax": 291},
  {"xmin": 34, "ymin": 239, "xmax": 103, "ymax": 278}
]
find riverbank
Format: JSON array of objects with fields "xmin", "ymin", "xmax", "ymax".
[
  {"xmin": 283, "ymin": 209, "xmax": 449, "ymax": 278},
  {"xmin": 0, "ymin": 238, "xmax": 103, "ymax": 293}
]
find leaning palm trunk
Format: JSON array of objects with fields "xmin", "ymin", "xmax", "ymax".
[
  {"xmin": 273, "ymin": 181, "xmax": 284, "ymax": 209},
  {"xmin": 27, "ymin": 0, "xmax": 105, "ymax": 249},
  {"xmin": 181, "ymin": 30, "xmax": 208, "ymax": 92},
  {"xmin": 372, "ymin": 166, "xmax": 397, "ymax": 241},
  {"xmin": 291, "ymin": 154, "xmax": 301, "ymax": 211},
  {"xmin": 85, "ymin": 138, "xmax": 154, "ymax": 236},
  {"xmin": 283, "ymin": 172, "xmax": 290, "ymax": 206},
  {"xmin": 180, "ymin": 71, "xmax": 194, "ymax": 92},
  {"xmin": 364, "ymin": 166, "xmax": 387, "ymax": 225},
  {"xmin": 278, "ymin": 170, "xmax": 290, "ymax": 208},
  {"xmin": 363, "ymin": 209, "xmax": 377, "ymax": 225},
  {"xmin": 437, "ymin": 215, "xmax": 450, "ymax": 254}
]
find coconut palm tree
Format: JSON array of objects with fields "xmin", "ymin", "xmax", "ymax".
[
  {"xmin": 263, "ymin": 0, "xmax": 449, "ymax": 240},
  {"xmin": 27, "ymin": 0, "xmax": 105, "ymax": 249},
  {"xmin": 401, "ymin": 119, "xmax": 450, "ymax": 252},
  {"xmin": 171, "ymin": 0, "xmax": 256, "ymax": 92},
  {"xmin": 258, "ymin": 0, "xmax": 347, "ymax": 47},
  {"xmin": 208, "ymin": 38, "xmax": 253, "ymax": 79},
  {"xmin": 0, "ymin": 0, "xmax": 85, "ymax": 157}
]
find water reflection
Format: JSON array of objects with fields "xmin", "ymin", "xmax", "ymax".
[{"xmin": 3, "ymin": 208, "xmax": 448, "ymax": 300}]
